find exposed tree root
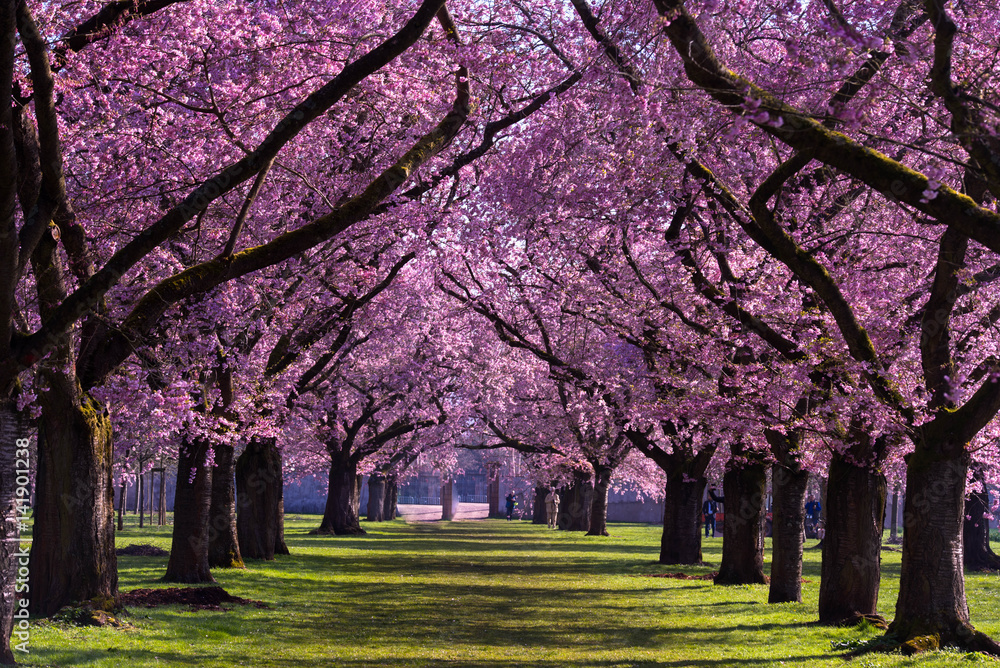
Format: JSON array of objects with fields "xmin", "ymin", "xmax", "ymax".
[{"xmin": 843, "ymin": 625, "xmax": 1000, "ymax": 658}]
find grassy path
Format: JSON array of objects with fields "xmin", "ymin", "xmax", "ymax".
[{"xmin": 20, "ymin": 517, "xmax": 1000, "ymax": 667}]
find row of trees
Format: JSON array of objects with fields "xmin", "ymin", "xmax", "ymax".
[{"xmin": 3, "ymin": 0, "xmax": 1000, "ymax": 661}]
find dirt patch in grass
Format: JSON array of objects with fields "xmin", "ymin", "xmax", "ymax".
[
  {"xmin": 645, "ymin": 571, "xmax": 719, "ymax": 580},
  {"xmin": 119, "ymin": 586, "xmax": 268, "ymax": 611},
  {"xmin": 117, "ymin": 544, "xmax": 169, "ymax": 557}
]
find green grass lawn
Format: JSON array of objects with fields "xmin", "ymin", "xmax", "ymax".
[{"xmin": 16, "ymin": 517, "xmax": 1000, "ymax": 667}]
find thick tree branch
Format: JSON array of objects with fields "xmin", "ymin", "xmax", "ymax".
[
  {"xmin": 67, "ymin": 62, "xmax": 469, "ymax": 389},
  {"xmin": 920, "ymin": 228, "xmax": 968, "ymax": 409},
  {"xmin": 569, "ymin": 0, "xmax": 641, "ymax": 93},
  {"xmin": 13, "ymin": 0, "xmax": 448, "ymax": 377},
  {"xmin": 56, "ymin": 0, "xmax": 191, "ymax": 62},
  {"xmin": 925, "ymin": 0, "xmax": 1000, "ymax": 200},
  {"xmin": 652, "ymin": 0, "xmax": 1000, "ymax": 256},
  {"xmin": 265, "ymin": 252, "xmax": 415, "ymax": 377}
]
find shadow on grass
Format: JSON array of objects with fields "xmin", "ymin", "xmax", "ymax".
[{"xmin": 30, "ymin": 519, "xmax": 883, "ymax": 667}]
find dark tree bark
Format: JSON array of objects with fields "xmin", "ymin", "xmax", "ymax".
[
  {"xmin": 888, "ymin": 447, "xmax": 1000, "ymax": 652},
  {"xmin": 164, "ymin": 438, "xmax": 215, "ymax": 583},
  {"xmin": 487, "ymin": 464, "xmax": 501, "ymax": 518},
  {"xmin": 235, "ymin": 437, "xmax": 286, "ymax": 560},
  {"xmin": 207, "ymin": 443, "xmax": 244, "ymax": 569},
  {"xmin": 367, "ymin": 472, "xmax": 386, "ymax": 522},
  {"xmin": 316, "ymin": 456, "xmax": 365, "ymax": 535},
  {"xmin": 137, "ymin": 470, "xmax": 144, "ymax": 527},
  {"xmin": 714, "ymin": 452, "xmax": 767, "ymax": 585},
  {"xmin": 626, "ymin": 428, "xmax": 716, "ymax": 564},
  {"xmin": 660, "ymin": 474, "xmax": 706, "ymax": 564},
  {"xmin": 158, "ymin": 467, "xmax": 167, "ymax": 526},
  {"xmin": 818, "ymin": 454, "xmax": 887, "ymax": 626},
  {"xmin": 557, "ymin": 470, "xmax": 592, "ymax": 531},
  {"xmin": 117, "ymin": 483, "xmax": 126, "ymax": 531},
  {"xmin": 765, "ymin": 429, "xmax": 808, "ymax": 602},
  {"xmin": 275, "ymin": 490, "xmax": 289, "ymax": 556},
  {"xmin": 766, "ymin": 430, "xmax": 809, "ymax": 603},
  {"xmin": 587, "ymin": 465, "xmax": 612, "ymax": 536},
  {"xmin": 532, "ymin": 486, "xmax": 548, "ymax": 525},
  {"xmin": 29, "ymin": 376, "xmax": 117, "ymax": 616},
  {"xmin": 889, "ymin": 485, "xmax": 899, "ymax": 543},
  {"xmin": 383, "ymin": 475, "xmax": 398, "ymax": 520},
  {"xmin": 963, "ymin": 464, "xmax": 1000, "ymax": 571}
]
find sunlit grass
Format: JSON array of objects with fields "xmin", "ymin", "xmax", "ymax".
[{"xmin": 16, "ymin": 517, "xmax": 1000, "ymax": 667}]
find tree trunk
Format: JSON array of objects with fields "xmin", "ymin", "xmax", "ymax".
[
  {"xmin": 768, "ymin": 462, "xmax": 808, "ymax": 603},
  {"xmin": 532, "ymin": 486, "xmax": 548, "ymax": 525},
  {"xmin": 889, "ymin": 486, "xmax": 899, "ymax": 543},
  {"xmin": 587, "ymin": 465, "xmax": 612, "ymax": 536},
  {"xmin": 557, "ymin": 470, "xmax": 592, "ymax": 531},
  {"xmin": 164, "ymin": 438, "xmax": 215, "ymax": 583},
  {"xmin": 158, "ymin": 468, "xmax": 167, "ymax": 526},
  {"xmin": 487, "ymin": 466, "xmax": 501, "ymax": 518},
  {"xmin": 117, "ymin": 483, "xmax": 126, "ymax": 531},
  {"xmin": 383, "ymin": 475, "xmax": 398, "ymax": 520},
  {"xmin": 367, "ymin": 473, "xmax": 386, "ymax": 522},
  {"xmin": 207, "ymin": 443, "xmax": 244, "ymax": 569},
  {"xmin": 963, "ymin": 465, "xmax": 1000, "ymax": 571},
  {"xmin": 29, "ymin": 380, "xmax": 117, "ymax": 616},
  {"xmin": 441, "ymin": 479, "xmax": 455, "ymax": 521},
  {"xmin": 818, "ymin": 455, "xmax": 886, "ymax": 626},
  {"xmin": 888, "ymin": 447, "xmax": 1000, "ymax": 653},
  {"xmin": 353, "ymin": 474, "xmax": 363, "ymax": 518},
  {"xmin": 316, "ymin": 457, "xmax": 365, "ymax": 535},
  {"xmin": 0, "ymin": 402, "xmax": 28, "ymax": 663},
  {"xmin": 235, "ymin": 437, "xmax": 286, "ymax": 560},
  {"xmin": 714, "ymin": 457, "xmax": 767, "ymax": 585},
  {"xmin": 138, "ymin": 470, "xmax": 144, "ymax": 528},
  {"xmin": 818, "ymin": 475, "xmax": 828, "ymax": 527},
  {"xmin": 660, "ymin": 475, "xmax": 706, "ymax": 564}
]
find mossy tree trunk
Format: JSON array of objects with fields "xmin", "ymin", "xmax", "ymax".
[
  {"xmin": 29, "ymin": 371, "xmax": 117, "ymax": 616},
  {"xmin": 888, "ymin": 445, "xmax": 1000, "ymax": 652}
]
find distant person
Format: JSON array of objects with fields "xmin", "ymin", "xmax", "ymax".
[
  {"xmin": 703, "ymin": 495, "xmax": 718, "ymax": 538},
  {"xmin": 816, "ymin": 520, "xmax": 826, "ymax": 541},
  {"xmin": 545, "ymin": 488, "xmax": 560, "ymax": 528},
  {"xmin": 805, "ymin": 496, "xmax": 821, "ymax": 534},
  {"xmin": 505, "ymin": 492, "xmax": 516, "ymax": 521}
]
